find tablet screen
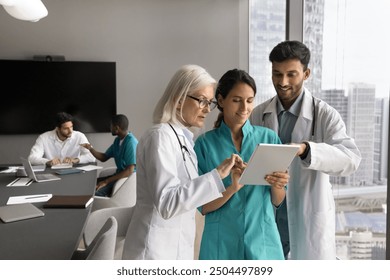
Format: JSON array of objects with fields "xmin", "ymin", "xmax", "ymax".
[{"xmin": 239, "ymin": 143, "xmax": 299, "ymax": 185}]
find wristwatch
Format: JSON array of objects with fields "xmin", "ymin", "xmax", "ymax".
[{"xmin": 299, "ymin": 142, "xmax": 310, "ymax": 160}]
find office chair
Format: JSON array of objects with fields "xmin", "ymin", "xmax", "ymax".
[
  {"xmin": 98, "ymin": 166, "xmax": 116, "ymax": 178},
  {"xmin": 91, "ymin": 172, "xmax": 136, "ymax": 212},
  {"xmin": 83, "ymin": 206, "xmax": 134, "ymax": 260},
  {"xmin": 72, "ymin": 216, "xmax": 118, "ymax": 260}
]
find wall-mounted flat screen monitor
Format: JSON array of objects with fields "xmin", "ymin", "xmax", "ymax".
[{"xmin": 0, "ymin": 59, "xmax": 116, "ymax": 134}]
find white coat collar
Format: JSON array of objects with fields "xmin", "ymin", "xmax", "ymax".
[
  {"xmin": 260, "ymin": 88, "xmax": 315, "ymax": 142},
  {"xmin": 166, "ymin": 123, "xmax": 194, "ymax": 147},
  {"xmin": 300, "ymin": 88, "xmax": 314, "ymax": 121}
]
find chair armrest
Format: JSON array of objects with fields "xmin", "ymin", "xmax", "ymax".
[
  {"xmin": 83, "ymin": 206, "xmax": 134, "ymax": 247},
  {"xmin": 98, "ymin": 166, "xmax": 116, "ymax": 178},
  {"xmin": 91, "ymin": 196, "xmax": 120, "ymax": 212},
  {"xmin": 111, "ymin": 177, "xmax": 128, "ymax": 195}
]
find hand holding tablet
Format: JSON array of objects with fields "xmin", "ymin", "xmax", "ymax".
[{"xmin": 239, "ymin": 144, "xmax": 300, "ymax": 186}]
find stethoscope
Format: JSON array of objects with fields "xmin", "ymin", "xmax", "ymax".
[
  {"xmin": 263, "ymin": 96, "xmax": 316, "ymax": 140},
  {"xmin": 311, "ymin": 97, "xmax": 316, "ymax": 139},
  {"xmin": 168, "ymin": 123, "xmax": 197, "ymax": 179}
]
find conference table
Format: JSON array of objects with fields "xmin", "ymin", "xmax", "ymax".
[{"xmin": 0, "ymin": 166, "xmax": 97, "ymax": 260}]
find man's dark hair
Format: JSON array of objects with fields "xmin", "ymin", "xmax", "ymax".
[
  {"xmin": 111, "ymin": 114, "xmax": 129, "ymax": 131},
  {"xmin": 269, "ymin": 40, "xmax": 311, "ymax": 70},
  {"xmin": 55, "ymin": 112, "xmax": 73, "ymax": 128}
]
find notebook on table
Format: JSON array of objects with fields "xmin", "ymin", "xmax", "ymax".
[
  {"xmin": 55, "ymin": 168, "xmax": 83, "ymax": 175},
  {"xmin": 0, "ymin": 203, "xmax": 45, "ymax": 223},
  {"xmin": 20, "ymin": 157, "xmax": 61, "ymax": 183},
  {"xmin": 44, "ymin": 195, "xmax": 94, "ymax": 208}
]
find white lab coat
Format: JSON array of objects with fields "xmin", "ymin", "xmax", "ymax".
[
  {"xmin": 250, "ymin": 89, "xmax": 361, "ymax": 259},
  {"xmin": 122, "ymin": 123, "xmax": 225, "ymax": 260}
]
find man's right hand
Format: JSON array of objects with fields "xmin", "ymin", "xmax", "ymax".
[{"xmin": 46, "ymin": 158, "xmax": 61, "ymax": 166}]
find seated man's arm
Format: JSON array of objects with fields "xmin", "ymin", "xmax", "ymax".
[
  {"xmin": 77, "ymin": 134, "xmax": 96, "ymax": 164},
  {"xmin": 80, "ymin": 143, "xmax": 109, "ymax": 162},
  {"xmin": 28, "ymin": 136, "xmax": 50, "ymax": 165}
]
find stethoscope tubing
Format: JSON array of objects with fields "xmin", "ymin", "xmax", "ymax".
[{"xmin": 168, "ymin": 123, "xmax": 197, "ymax": 179}]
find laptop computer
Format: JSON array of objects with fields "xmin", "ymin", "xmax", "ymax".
[
  {"xmin": 20, "ymin": 157, "xmax": 61, "ymax": 183},
  {"xmin": 16, "ymin": 164, "xmax": 45, "ymax": 177},
  {"xmin": 0, "ymin": 203, "xmax": 45, "ymax": 223}
]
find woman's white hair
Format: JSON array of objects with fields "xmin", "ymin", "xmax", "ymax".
[{"xmin": 153, "ymin": 64, "xmax": 216, "ymax": 125}]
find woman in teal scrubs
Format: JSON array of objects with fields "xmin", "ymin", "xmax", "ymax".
[{"xmin": 194, "ymin": 69, "xmax": 289, "ymax": 260}]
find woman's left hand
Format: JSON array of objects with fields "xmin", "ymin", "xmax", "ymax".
[{"xmin": 265, "ymin": 171, "xmax": 289, "ymax": 189}]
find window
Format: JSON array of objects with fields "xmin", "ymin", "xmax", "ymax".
[
  {"xmin": 304, "ymin": 0, "xmax": 389, "ymax": 260},
  {"xmin": 249, "ymin": 0, "xmax": 389, "ymax": 260},
  {"xmin": 249, "ymin": 0, "xmax": 286, "ymax": 105}
]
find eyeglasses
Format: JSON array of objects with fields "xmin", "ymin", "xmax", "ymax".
[{"xmin": 187, "ymin": 95, "xmax": 218, "ymax": 110}]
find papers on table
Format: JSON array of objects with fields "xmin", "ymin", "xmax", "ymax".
[
  {"xmin": 1, "ymin": 166, "xmax": 45, "ymax": 175},
  {"xmin": 7, "ymin": 177, "xmax": 33, "ymax": 187},
  {"xmin": 7, "ymin": 194, "xmax": 53, "ymax": 205},
  {"xmin": 0, "ymin": 166, "xmax": 19, "ymax": 173},
  {"xmin": 1, "ymin": 164, "xmax": 102, "ymax": 173},
  {"xmin": 76, "ymin": 165, "xmax": 103, "ymax": 172}
]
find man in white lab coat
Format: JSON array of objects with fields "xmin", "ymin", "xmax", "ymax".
[{"xmin": 250, "ymin": 40, "xmax": 361, "ymax": 259}]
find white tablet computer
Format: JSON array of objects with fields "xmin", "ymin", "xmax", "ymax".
[{"xmin": 239, "ymin": 143, "xmax": 300, "ymax": 186}]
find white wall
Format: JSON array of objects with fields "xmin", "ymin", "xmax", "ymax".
[{"xmin": 0, "ymin": 0, "xmax": 248, "ymax": 165}]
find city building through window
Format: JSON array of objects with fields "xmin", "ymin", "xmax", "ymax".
[{"xmin": 249, "ymin": 0, "xmax": 389, "ymax": 260}]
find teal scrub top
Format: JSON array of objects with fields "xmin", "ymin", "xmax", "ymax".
[
  {"xmin": 194, "ymin": 120, "xmax": 284, "ymax": 260},
  {"xmin": 105, "ymin": 132, "xmax": 138, "ymax": 173}
]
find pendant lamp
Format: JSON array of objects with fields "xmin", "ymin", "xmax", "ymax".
[{"xmin": 0, "ymin": 0, "xmax": 48, "ymax": 22}]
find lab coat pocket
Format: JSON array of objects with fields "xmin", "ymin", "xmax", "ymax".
[
  {"xmin": 309, "ymin": 209, "xmax": 335, "ymax": 255},
  {"xmin": 147, "ymin": 227, "xmax": 180, "ymax": 260}
]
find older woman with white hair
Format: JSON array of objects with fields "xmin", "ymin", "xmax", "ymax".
[{"xmin": 123, "ymin": 65, "xmax": 243, "ymax": 260}]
